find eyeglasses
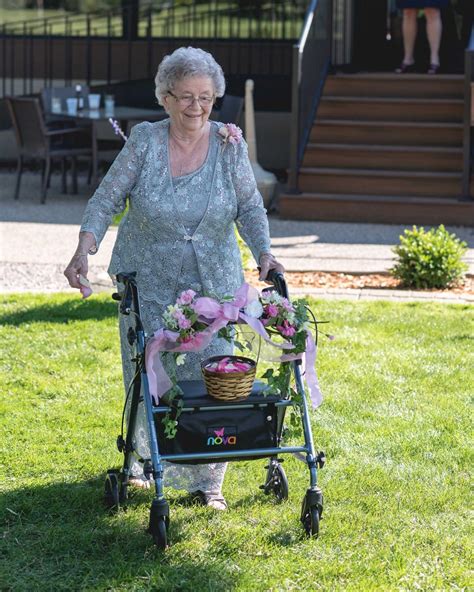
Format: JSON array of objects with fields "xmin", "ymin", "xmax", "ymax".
[{"xmin": 167, "ymin": 91, "xmax": 214, "ymax": 108}]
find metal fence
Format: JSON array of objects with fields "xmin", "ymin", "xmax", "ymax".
[
  {"xmin": 288, "ymin": 0, "xmax": 332, "ymax": 192},
  {"xmin": 1, "ymin": 1, "xmax": 308, "ymax": 39},
  {"xmin": 0, "ymin": 1, "xmax": 309, "ymax": 98}
]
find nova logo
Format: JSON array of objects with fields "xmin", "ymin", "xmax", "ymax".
[{"xmin": 206, "ymin": 426, "xmax": 237, "ymax": 446}]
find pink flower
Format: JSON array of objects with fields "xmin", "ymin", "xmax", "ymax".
[
  {"xmin": 265, "ymin": 304, "xmax": 279, "ymax": 318},
  {"xmin": 178, "ymin": 317, "xmax": 191, "ymax": 330},
  {"xmin": 281, "ymin": 298, "xmax": 294, "ymax": 312},
  {"xmin": 277, "ymin": 320, "xmax": 296, "ymax": 337},
  {"xmin": 177, "ymin": 289, "xmax": 196, "ymax": 305},
  {"xmin": 80, "ymin": 285, "xmax": 92, "ymax": 299},
  {"xmin": 171, "ymin": 308, "xmax": 185, "ymax": 320},
  {"xmin": 218, "ymin": 123, "xmax": 243, "ymax": 145}
]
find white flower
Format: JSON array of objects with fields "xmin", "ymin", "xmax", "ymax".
[
  {"xmin": 175, "ymin": 353, "xmax": 187, "ymax": 366},
  {"xmin": 244, "ymin": 299, "xmax": 264, "ymax": 318},
  {"xmin": 163, "ymin": 310, "xmax": 178, "ymax": 329}
]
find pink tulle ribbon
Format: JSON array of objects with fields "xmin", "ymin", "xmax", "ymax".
[
  {"xmin": 145, "ymin": 328, "xmax": 216, "ymax": 403},
  {"xmin": 303, "ymin": 332, "xmax": 323, "ymax": 408}
]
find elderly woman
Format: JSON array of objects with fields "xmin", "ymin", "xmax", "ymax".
[{"xmin": 64, "ymin": 47, "xmax": 283, "ymax": 510}]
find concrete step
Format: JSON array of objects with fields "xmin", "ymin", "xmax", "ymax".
[
  {"xmin": 298, "ymin": 167, "xmax": 463, "ymax": 197},
  {"xmin": 278, "ymin": 192, "xmax": 474, "ymax": 226},
  {"xmin": 323, "ymin": 73, "xmax": 464, "ymax": 99},
  {"xmin": 317, "ymin": 96, "xmax": 463, "ymax": 123},
  {"xmin": 302, "ymin": 143, "xmax": 463, "ymax": 172},
  {"xmin": 310, "ymin": 120, "xmax": 463, "ymax": 147}
]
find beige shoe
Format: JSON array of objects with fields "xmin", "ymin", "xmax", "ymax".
[
  {"xmin": 192, "ymin": 490, "xmax": 228, "ymax": 510},
  {"xmin": 129, "ymin": 475, "xmax": 153, "ymax": 489}
]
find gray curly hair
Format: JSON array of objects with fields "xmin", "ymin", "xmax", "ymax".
[{"xmin": 155, "ymin": 47, "xmax": 226, "ymax": 105}]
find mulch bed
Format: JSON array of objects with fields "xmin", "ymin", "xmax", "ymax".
[{"xmin": 246, "ymin": 271, "xmax": 474, "ymax": 295}]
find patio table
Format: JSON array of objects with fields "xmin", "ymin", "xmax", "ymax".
[{"xmin": 50, "ymin": 106, "xmax": 167, "ymax": 186}]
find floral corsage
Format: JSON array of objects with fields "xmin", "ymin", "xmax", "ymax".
[{"xmin": 218, "ymin": 123, "xmax": 243, "ymax": 145}]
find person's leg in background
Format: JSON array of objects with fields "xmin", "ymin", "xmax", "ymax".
[
  {"xmin": 396, "ymin": 8, "xmax": 418, "ymax": 71},
  {"xmin": 424, "ymin": 7, "xmax": 442, "ymax": 72}
]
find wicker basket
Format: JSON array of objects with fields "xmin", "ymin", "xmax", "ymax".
[{"xmin": 201, "ymin": 355, "xmax": 256, "ymax": 402}]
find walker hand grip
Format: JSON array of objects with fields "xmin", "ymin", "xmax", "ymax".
[
  {"xmin": 263, "ymin": 268, "xmax": 288, "ymax": 298},
  {"xmin": 265, "ymin": 269, "xmax": 284, "ymax": 284},
  {"xmin": 115, "ymin": 272, "xmax": 137, "ymax": 315}
]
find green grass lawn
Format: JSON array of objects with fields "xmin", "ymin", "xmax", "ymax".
[{"xmin": 0, "ymin": 294, "xmax": 472, "ymax": 591}]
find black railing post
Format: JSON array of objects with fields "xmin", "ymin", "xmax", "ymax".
[
  {"xmin": 48, "ymin": 23, "xmax": 53, "ymax": 88},
  {"xmin": 127, "ymin": 5, "xmax": 132, "ymax": 82},
  {"xmin": 23, "ymin": 23, "xmax": 27, "ymax": 95},
  {"xmin": 214, "ymin": 0, "xmax": 218, "ymax": 37},
  {"xmin": 10, "ymin": 30, "xmax": 14, "ymax": 95},
  {"xmin": 86, "ymin": 15, "xmax": 91, "ymax": 86},
  {"xmin": 122, "ymin": 0, "xmax": 139, "ymax": 40},
  {"xmin": 43, "ymin": 18, "xmax": 47, "ymax": 89},
  {"xmin": 462, "ymin": 32, "xmax": 474, "ymax": 199},
  {"xmin": 63, "ymin": 16, "xmax": 68, "ymax": 85},
  {"xmin": 107, "ymin": 13, "xmax": 112, "ymax": 85},
  {"xmin": 29, "ymin": 27, "xmax": 33, "ymax": 94},
  {"xmin": 2, "ymin": 25, "xmax": 6, "ymax": 98},
  {"xmin": 289, "ymin": 42, "xmax": 301, "ymax": 193},
  {"xmin": 147, "ymin": 8, "xmax": 153, "ymax": 79},
  {"xmin": 67, "ymin": 20, "xmax": 73, "ymax": 85}
]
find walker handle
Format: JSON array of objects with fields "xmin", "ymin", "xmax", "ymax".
[
  {"xmin": 115, "ymin": 272, "xmax": 137, "ymax": 315},
  {"xmin": 261, "ymin": 268, "xmax": 288, "ymax": 299}
]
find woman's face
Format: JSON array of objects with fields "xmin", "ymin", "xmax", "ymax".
[{"xmin": 163, "ymin": 75, "xmax": 215, "ymax": 134}]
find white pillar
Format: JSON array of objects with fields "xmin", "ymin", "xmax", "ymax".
[{"xmin": 244, "ymin": 79, "xmax": 277, "ymax": 208}]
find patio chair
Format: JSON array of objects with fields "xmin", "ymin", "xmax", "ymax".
[
  {"xmin": 213, "ymin": 94, "xmax": 244, "ymax": 125},
  {"xmin": 5, "ymin": 97, "xmax": 92, "ymax": 204}
]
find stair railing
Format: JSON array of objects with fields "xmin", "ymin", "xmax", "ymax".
[
  {"xmin": 288, "ymin": 0, "xmax": 333, "ymax": 194},
  {"xmin": 462, "ymin": 24, "xmax": 474, "ymax": 199}
]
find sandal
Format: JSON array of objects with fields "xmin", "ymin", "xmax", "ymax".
[
  {"xmin": 395, "ymin": 62, "xmax": 415, "ymax": 74},
  {"xmin": 129, "ymin": 475, "xmax": 153, "ymax": 489},
  {"xmin": 191, "ymin": 490, "xmax": 228, "ymax": 511},
  {"xmin": 427, "ymin": 63, "xmax": 440, "ymax": 75}
]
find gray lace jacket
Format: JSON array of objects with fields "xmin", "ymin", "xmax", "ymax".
[{"xmin": 80, "ymin": 119, "xmax": 271, "ymax": 306}]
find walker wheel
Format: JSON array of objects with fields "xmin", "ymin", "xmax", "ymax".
[
  {"xmin": 151, "ymin": 517, "xmax": 168, "ymax": 550},
  {"xmin": 149, "ymin": 499, "xmax": 170, "ymax": 550},
  {"xmin": 300, "ymin": 489, "xmax": 323, "ymax": 538},
  {"xmin": 263, "ymin": 463, "xmax": 289, "ymax": 502},
  {"xmin": 104, "ymin": 470, "xmax": 120, "ymax": 511},
  {"xmin": 302, "ymin": 506, "xmax": 320, "ymax": 538}
]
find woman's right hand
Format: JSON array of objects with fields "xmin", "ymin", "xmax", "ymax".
[{"xmin": 64, "ymin": 252, "xmax": 89, "ymax": 290}]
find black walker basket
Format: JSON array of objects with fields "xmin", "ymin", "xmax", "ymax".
[{"xmin": 104, "ymin": 271, "xmax": 325, "ymax": 549}]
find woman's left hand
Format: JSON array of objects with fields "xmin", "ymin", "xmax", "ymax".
[{"xmin": 258, "ymin": 252, "xmax": 285, "ymax": 282}]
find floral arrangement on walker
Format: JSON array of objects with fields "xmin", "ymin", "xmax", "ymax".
[{"xmin": 145, "ymin": 283, "xmax": 327, "ymax": 438}]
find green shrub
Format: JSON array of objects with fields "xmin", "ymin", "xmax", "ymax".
[{"xmin": 391, "ymin": 224, "xmax": 468, "ymax": 289}]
